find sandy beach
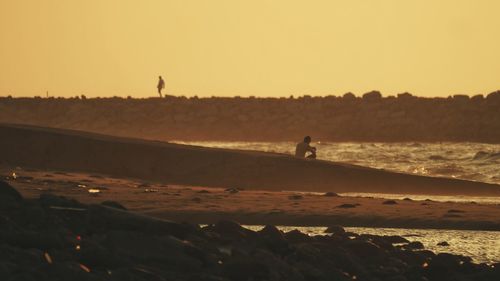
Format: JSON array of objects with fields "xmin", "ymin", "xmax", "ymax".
[
  {"xmin": 2, "ymin": 123, "xmax": 500, "ymax": 197},
  {"xmin": 3, "ymin": 166, "xmax": 499, "ymax": 231},
  {"xmin": 1, "ymin": 123, "xmax": 500, "ymax": 231},
  {"xmin": 1, "ymin": 123, "xmax": 500, "ymax": 280}
]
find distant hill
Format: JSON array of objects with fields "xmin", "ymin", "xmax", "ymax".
[{"xmin": 1, "ymin": 91, "xmax": 500, "ymax": 142}]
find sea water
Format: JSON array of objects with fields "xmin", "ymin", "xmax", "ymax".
[
  {"xmin": 175, "ymin": 141, "xmax": 500, "ymax": 204},
  {"xmin": 180, "ymin": 141, "xmax": 500, "ymax": 263},
  {"xmin": 243, "ymin": 225, "xmax": 500, "ymax": 264}
]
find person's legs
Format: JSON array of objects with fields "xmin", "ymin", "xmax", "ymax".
[{"xmin": 307, "ymin": 152, "xmax": 316, "ymax": 159}]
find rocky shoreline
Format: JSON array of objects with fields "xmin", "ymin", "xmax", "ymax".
[
  {"xmin": 1, "ymin": 180, "xmax": 498, "ymax": 281},
  {"xmin": 1, "ymin": 91, "xmax": 500, "ymax": 143}
]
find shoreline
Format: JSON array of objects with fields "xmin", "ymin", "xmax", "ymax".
[
  {"xmin": 142, "ymin": 211, "xmax": 500, "ymax": 232},
  {"xmin": 4, "ymin": 167, "xmax": 499, "ymax": 232}
]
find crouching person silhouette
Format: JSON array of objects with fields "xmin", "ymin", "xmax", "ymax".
[{"xmin": 295, "ymin": 136, "xmax": 316, "ymax": 159}]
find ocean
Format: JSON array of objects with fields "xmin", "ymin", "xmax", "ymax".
[
  {"xmin": 176, "ymin": 141, "xmax": 500, "ymax": 204},
  {"xmin": 181, "ymin": 141, "xmax": 500, "ymax": 263},
  {"xmin": 244, "ymin": 225, "xmax": 500, "ymax": 265}
]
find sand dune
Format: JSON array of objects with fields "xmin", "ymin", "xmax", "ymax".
[{"xmin": 1, "ymin": 123, "xmax": 500, "ymax": 196}]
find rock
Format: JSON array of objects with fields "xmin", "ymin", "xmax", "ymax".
[
  {"xmin": 211, "ymin": 220, "xmax": 255, "ymax": 241},
  {"xmin": 425, "ymin": 253, "xmax": 471, "ymax": 280},
  {"xmin": 486, "ymin": 90, "xmax": 500, "ymax": 101},
  {"xmin": 101, "ymin": 201, "xmax": 127, "ymax": 210},
  {"xmin": 383, "ymin": 200, "xmax": 398, "ymax": 205},
  {"xmin": 447, "ymin": 209, "xmax": 465, "ymax": 213},
  {"xmin": 78, "ymin": 238, "xmax": 129, "ymax": 268},
  {"xmin": 471, "ymin": 94, "xmax": 484, "ymax": 102},
  {"xmin": 0, "ymin": 230, "xmax": 64, "ymax": 250},
  {"xmin": 257, "ymin": 225, "xmax": 289, "ymax": 254},
  {"xmin": 104, "ymin": 230, "xmax": 202, "ymax": 270},
  {"xmin": 362, "ymin": 90, "xmax": 382, "ymax": 101},
  {"xmin": 343, "ymin": 92, "xmax": 356, "ymax": 100},
  {"xmin": 222, "ymin": 256, "xmax": 270, "ymax": 281},
  {"xmin": 291, "ymin": 243, "xmax": 323, "ymax": 264},
  {"xmin": 87, "ymin": 204, "xmax": 196, "ymax": 239},
  {"xmin": 337, "ymin": 203, "xmax": 357, "ymax": 209},
  {"xmin": 437, "ymin": 241, "xmax": 450, "ymax": 247},
  {"xmin": 224, "ymin": 188, "xmax": 240, "ymax": 194},
  {"xmin": 404, "ymin": 241, "xmax": 424, "ymax": 250},
  {"xmin": 47, "ymin": 261, "xmax": 99, "ymax": 281},
  {"xmin": 397, "ymin": 92, "xmax": 414, "ymax": 100},
  {"xmin": 453, "ymin": 94, "xmax": 469, "ymax": 102},
  {"xmin": 343, "ymin": 240, "xmax": 385, "ymax": 259},
  {"xmin": 0, "ymin": 180, "xmax": 23, "ymax": 203},
  {"xmin": 251, "ymin": 248, "xmax": 303, "ymax": 280},
  {"xmin": 284, "ymin": 229, "xmax": 310, "ymax": 243},
  {"xmin": 323, "ymin": 192, "xmax": 339, "ymax": 197},
  {"xmin": 39, "ymin": 193, "xmax": 84, "ymax": 209},
  {"xmin": 473, "ymin": 151, "xmax": 490, "ymax": 160},
  {"xmin": 344, "ymin": 232, "xmax": 359, "ymax": 238},
  {"xmin": 0, "ymin": 189, "xmax": 496, "ymax": 281},
  {"xmin": 258, "ymin": 225, "xmax": 285, "ymax": 242},
  {"xmin": 324, "ymin": 225, "xmax": 345, "ymax": 234},
  {"xmin": 357, "ymin": 234, "xmax": 396, "ymax": 251},
  {"xmin": 382, "ymin": 235, "xmax": 409, "ymax": 244},
  {"xmin": 288, "ymin": 194, "xmax": 303, "ymax": 200},
  {"xmin": 5, "ymin": 272, "xmax": 38, "ymax": 281}
]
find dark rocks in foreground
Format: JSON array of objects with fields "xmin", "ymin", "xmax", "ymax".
[{"xmin": 0, "ymin": 181, "xmax": 498, "ymax": 281}]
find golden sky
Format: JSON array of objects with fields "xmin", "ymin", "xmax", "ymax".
[{"xmin": 1, "ymin": 0, "xmax": 499, "ymax": 98}]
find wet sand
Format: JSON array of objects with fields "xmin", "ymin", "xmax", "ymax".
[{"xmin": 3, "ymin": 167, "xmax": 499, "ymax": 231}]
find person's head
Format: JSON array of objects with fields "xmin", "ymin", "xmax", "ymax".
[
  {"xmin": 159, "ymin": 76, "xmax": 162, "ymax": 79},
  {"xmin": 304, "ymin": 136, "xmax": 311, "ymax": 143}
]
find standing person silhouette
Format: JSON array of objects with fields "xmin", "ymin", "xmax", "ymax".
[{"xmin": 157, "ymin": 76, "xmax": 165, "ymax": 97}]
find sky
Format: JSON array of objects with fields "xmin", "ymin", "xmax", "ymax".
[{"xmin": 1, "ymin": 0, "xmax": 499, "ymax": 98}]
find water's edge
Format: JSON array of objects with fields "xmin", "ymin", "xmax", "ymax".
[{"xmin": 240, "ymin": 225, "xmax": 500, "ymax": 265}]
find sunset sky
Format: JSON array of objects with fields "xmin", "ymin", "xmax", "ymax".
[{"xmin": 1, "ymin": 0, "xmax": 499, "ymax": 98}]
